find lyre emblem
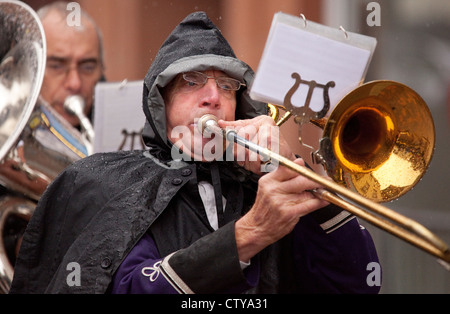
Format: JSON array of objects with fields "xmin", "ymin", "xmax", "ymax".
[
  {"xmin": 118, "ymin": 128, "xmax": 145, "ymax": 150},
  {"xmin": 283, "ymin": 72, "xmax": 335, "ymax": 125}
]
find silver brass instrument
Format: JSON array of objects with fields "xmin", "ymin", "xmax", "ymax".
[
  {"xmin": 64, "ymin": 95, "xmax": 94, "ymax": 155},
  {"xmin": 198, "ymin": 78, "xmax": 450, "ymax": 267},
  {"xmin": 0, "ymin": 0, "xmax": 46, "ymax": 293},
  {"xmin": 0, "ymin": 196, "xmax": 35, "ymax": 293},
  {"xmin": 0, "ymin": 1, "xmax": 91, "ymax": 293}
]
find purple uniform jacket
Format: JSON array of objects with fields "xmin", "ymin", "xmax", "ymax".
[{"xmin": 111, "ymin": 214, "xmax": 380, "ymax": 294}]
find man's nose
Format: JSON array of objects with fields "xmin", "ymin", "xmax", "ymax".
[
  {"xmin": 64, "ymin": 68, "xmax": 82, "ymax": 93},
  {"xmin": 199, "ymin": 79, "xmax": 221, "ymax": 108}
]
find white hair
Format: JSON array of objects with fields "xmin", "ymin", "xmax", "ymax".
[{"xmin": 37, "ymin": 1, "xmax": 104, "ymax": 67}]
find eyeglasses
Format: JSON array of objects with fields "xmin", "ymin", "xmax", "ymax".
[
  {"xmin": 46, "ymin": 57, "xmax": 101, "ymax": 77},
  {"xmin": 181, "ymin": 71, "xmax": 246, "ymax": 92}
]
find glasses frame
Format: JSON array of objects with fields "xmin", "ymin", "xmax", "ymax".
[
  {"xmin": 181, "ymin": 71, "xmax": 246, "ymax": 92},
  {"xmin": 45, "ymin": 57, "xmax": 101, "ymax": 78}
]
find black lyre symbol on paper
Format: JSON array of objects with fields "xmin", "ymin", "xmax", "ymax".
[
  {"xmin": 283, "ymin": 72, "xmax": 335, "ymax": 125},
  {"xmin": 118, "ymin": 128, "xmax": 145, "ymax": 150}
]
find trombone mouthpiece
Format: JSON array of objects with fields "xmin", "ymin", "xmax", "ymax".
[
  {"xmin": 63, "ymin": 95, "xmax": 85, "ymax": 116},
  {"xmin": 198, "ymin": 114, "xmax": 220, "ymax": 136}
]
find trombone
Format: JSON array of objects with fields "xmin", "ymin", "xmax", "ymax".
[{"xmin": 198, "ymin": 80, "xmax": 450, "ymax": 267}]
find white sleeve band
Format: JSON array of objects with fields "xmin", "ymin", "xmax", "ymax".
[{"xmin": 160, "ymin": 252, "xmax": 194, "ymax": 294}]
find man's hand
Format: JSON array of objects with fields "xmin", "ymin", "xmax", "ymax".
[
  {"xmin": 218, "ymin": 116, "xmax": 295, "ymax": 175},
  {"xmin": 234, "ymin": 158, "xmax": 329, "ymax": 262}
]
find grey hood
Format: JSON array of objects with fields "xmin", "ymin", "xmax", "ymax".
[{"xmin": 141, "ymin": 11, "xmax": 267, "ymax": 160}]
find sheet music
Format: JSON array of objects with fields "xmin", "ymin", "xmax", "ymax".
[
  {"xmin": 93, "ymin": 80, "xmax": 145, "ymax": 153},
  {"xmin": 250, "ymin": 12, "xmax": 377, "ymax": 113}
]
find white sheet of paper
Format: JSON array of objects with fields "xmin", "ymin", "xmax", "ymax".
[
  {"xmin": 93, "ymin": 80, "xmax": 145, "ymax": 153},
  {"xmin": 250, "ymin": 12, "xmax": 377, "ymax": 114}
]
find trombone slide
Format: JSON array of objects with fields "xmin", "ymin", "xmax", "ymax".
[{"xmin": 199, "ymin": 114, "xmax": 450, "ymax": 266}]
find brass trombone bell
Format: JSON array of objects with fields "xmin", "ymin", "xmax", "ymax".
[
  {"xmin": 265, "ymin": 80, "xmax": 450, "ymax": 265},
  {"xmin": 272, "ymin": 80, "xmax": 435, "ymax": 203}
]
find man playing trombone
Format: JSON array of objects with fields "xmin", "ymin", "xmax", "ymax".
[{"xmin": 10, "ymin": 11, "xmax": 380, "ymax": 294}]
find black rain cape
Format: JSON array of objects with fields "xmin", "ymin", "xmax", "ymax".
[{"xmin": 10, "ymin": 11, "xmax": 267, "ymax": 293}]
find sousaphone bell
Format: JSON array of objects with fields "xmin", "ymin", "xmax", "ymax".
[{"xmin": 0, "ymin": 0, "xmax": 46, "ymax": 293}]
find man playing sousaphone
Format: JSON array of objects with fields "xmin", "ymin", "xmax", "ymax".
[{"xmin": 0, "ymin": 1, "xmax": 103, "ymax": 292}]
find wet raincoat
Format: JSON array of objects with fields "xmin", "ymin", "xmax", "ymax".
[{"xmin": 10, "ymin": 12, "xmax": 379, "ymax": 294}]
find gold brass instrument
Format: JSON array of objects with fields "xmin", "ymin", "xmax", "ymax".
[
  {"xmin": 198, "ymin": 79, "xmax": 450, "ymax": 267},
  {"xmin": 268, "ymin": 80, "xmax": 435, "ymax": 203}
]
